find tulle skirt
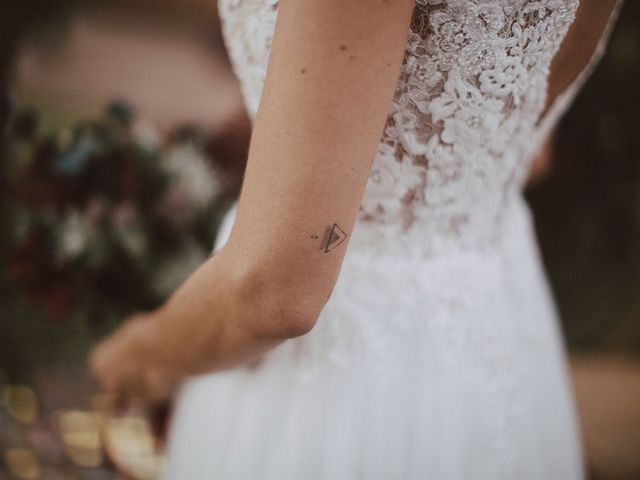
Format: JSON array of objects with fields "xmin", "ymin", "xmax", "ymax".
[{"xmin": 162, "ymin": 195, "xmax": 585, "ymax": 480}]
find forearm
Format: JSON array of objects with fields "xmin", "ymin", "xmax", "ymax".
[
  {"xmin": 90, "ymin": 0, "xmax": 416, "ymax": 401},
  {"xmin": 136, "ymin": 243, "xmax": 321, "ymax": 381},
  {"xmin": 89, "ymin": 242, "xmax": 322, "ymax": 401},
  {"xmin": 140, "ymin": 0, "xmax": 416, "ymax": 381}
]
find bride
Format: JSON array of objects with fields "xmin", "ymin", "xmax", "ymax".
[{"xmin": 90, "ymin": 0, "xmax": 622, "ymax": 478}]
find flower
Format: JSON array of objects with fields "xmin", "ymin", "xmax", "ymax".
[
  {"xmin": 161, "ymin": 141, "xmax": 222, "ymax": 212},
  {"xmin": 479, "ymin": 59, "xmax": 527, "ymax": 98},
  {"xmin": 441, "ymin": 109, "xmax": 482, "ymax": 146},
  {"xmin": 428, "ymin": 70, "xmax": 482, "ymax": 124},
  {"xmin": 405, "ymin": 55, "xmax": 443, "ymax": 89},
  {"xmin": 56, "ymin": 210, "xmax": 90, "ymax": 260},
  {"xmin": 361, "ymin": 144, "xmax": 424, "ymax": 218},
  {"xmin": 131, "ymin": 119, "xmax": 162, "ymax": 152}
]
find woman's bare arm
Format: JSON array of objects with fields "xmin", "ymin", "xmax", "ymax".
[{"xmin": 90, "ymin": 0, "xmax": 416, "ymax": 400}]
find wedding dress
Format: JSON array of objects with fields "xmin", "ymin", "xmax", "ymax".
[{"xmin": 163, "ymin": 1, "xmax": 621, "ymax": 478}]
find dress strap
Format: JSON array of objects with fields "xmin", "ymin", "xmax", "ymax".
[{"xmin": 534, "ymin": 0, "xmax": 624, "ymax": 140}]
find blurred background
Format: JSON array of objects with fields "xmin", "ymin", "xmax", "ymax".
[{"xmin": 0, "ymin": 1, "xmax": 639, "ymax": 479}]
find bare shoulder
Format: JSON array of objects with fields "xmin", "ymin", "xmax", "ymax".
[{"xmin": 545, "ymin": 0, "xmax": 620, "ymax": 111}]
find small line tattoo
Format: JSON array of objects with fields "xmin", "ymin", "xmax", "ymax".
[{"xmin": 319, "ymin": 223, "xmax": 347, "ymax": 253}]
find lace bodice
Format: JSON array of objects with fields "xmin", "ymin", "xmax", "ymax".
[
  {"xmin": 167, "ymin": 5, "xmax": 619, "ymax": 476},
  {"xmin": 218, "ymin": 0, "xmax": 614, "ymax": 255}
]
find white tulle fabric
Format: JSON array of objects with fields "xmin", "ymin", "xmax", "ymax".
[{"xmin": 164, "ymin": 1, "xmax": 620, "ymax": 479}]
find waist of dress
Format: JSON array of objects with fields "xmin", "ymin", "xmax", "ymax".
[
  {"xmin": 213, "ymin": 193, "xmax": 536, "ymax": 267},
  {"xmin": 329, "ymin": 193, "xmax": 551, "ymax": 321},
  {"xmin": 346, "ymin": 193, "xmax": 535, "ymax": 262}
]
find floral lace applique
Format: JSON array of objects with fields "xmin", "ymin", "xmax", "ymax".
[
  {"xmin": 218, "ymin": 0, "xmax": 581, "ymax": 254},
  {"xmin": 358, "ymin": 0, "xmax": 581, "ymax": 248}
]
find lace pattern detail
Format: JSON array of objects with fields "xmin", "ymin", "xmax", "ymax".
[
  {"xmin": 213, "ymin": 2, "xmax": 622, "ymax": 477},
  {"xmin": 363, "ymin": 0, "xmax": 580, "ymax": 247},
  {"xmin": 218, "ymin": 0, "xmax": 580, "ymax": 254},
  {"xmin": 185, "ymin": 3, "xmax": 609, "ymax": 477}
]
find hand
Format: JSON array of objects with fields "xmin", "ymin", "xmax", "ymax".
[{"xmin": 89, "ymin": 312, "xmax": 180, "ymax": 405}]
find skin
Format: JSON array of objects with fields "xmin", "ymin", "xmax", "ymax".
[
  {"xmin": 543, "ymin": 0, "xmax": 620, "ymax": 118},
  {"xmin": 90, "ymin": 0, "xmax": 621, "ymax": 405},
  {"xmin": 89, "ymin": 0, "xmax": 417, "ymax": 403},
  {"xmin": 528, "ymin": 0, "xmax": 619, "ymax": 182}
]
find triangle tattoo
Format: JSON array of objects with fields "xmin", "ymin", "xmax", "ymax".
[{"xmin": 321, "ymin": 223, "xmax": 347, "ymax": 253}]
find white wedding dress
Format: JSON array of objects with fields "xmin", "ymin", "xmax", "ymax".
[{"xmin": 163, "ymin": 1, "xmax": 621, "ymax": 478}]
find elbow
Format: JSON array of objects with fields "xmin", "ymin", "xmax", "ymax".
[
  {"xmin": 267, "ymin": 297, "xmax": 323, "ymax": 339},
  {"xmin": 246, "ymin": 286, "xmax": 327, "ymax": 340},
  {"xmin": 227, "ymin": 253, "xmax": 331, "ymax": 340}
]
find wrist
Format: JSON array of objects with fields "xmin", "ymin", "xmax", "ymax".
[{"xmin": 130, "ymin": 315, "xmax": 185, "ymax": 399}]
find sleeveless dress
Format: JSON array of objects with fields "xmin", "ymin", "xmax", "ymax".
[{"xmin": 163, "ymin": 1, "xmax": 622, "ymax": 478}]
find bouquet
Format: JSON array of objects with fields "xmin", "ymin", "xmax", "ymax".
[{"xmin": 3, "ymin": 101, "xmax": 242, "ymax": 326}]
